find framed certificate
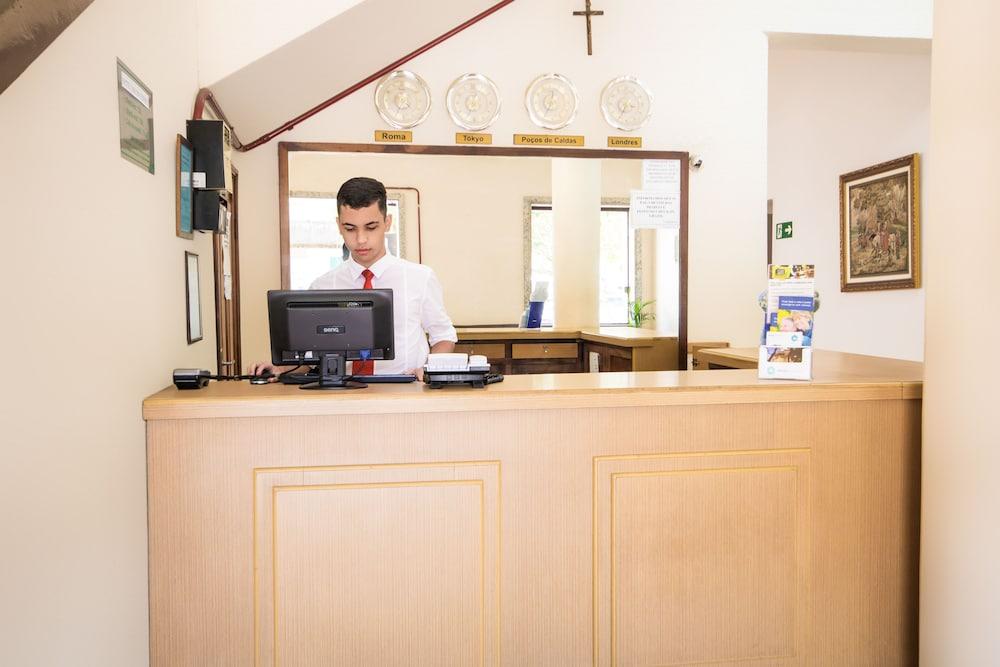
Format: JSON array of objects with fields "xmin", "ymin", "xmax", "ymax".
[
  {"xmin": 185, "ymin": 251, "xmax": 202, "ymax": 344},
  {"xmin": 176, "ymin": 135, "xmax": 194, "ymax": 239}
]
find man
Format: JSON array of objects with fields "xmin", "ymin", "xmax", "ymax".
[{"xmin": 250, "ymin": 177, "xmax": 456, "ymax": 379}]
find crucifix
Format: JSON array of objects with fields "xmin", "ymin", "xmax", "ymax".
[{"xmin": 572, "ymin": 0, "xmax": 604, "ymax": 56}]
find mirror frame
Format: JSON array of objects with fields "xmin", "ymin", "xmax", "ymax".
[{"xmin": 278, "ymin": 141, "xmax": 688, "ymax": 369}]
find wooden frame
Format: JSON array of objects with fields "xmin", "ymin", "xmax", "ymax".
[
  {"xmin": 175, "ymin": 135, "xmax": 194, "ymax": 239},
  {"xmin": 839, "ymin": 153, "xmax": 920, "ymax": 291},
  {"xmin": 185, "ymin": 251, "xmax": 203, "ymax": 344},
  {"xmin": 278, "ymin": 141, "xmax": 689, "ymax": 370}
]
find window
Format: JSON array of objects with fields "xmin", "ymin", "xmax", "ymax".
[
  {"xmin": 288, "ymin": 194, "xmax": 401, "ymax": 290},
  {"xmin": 529, "ymin": 205, "xmax": 555, "ymax": 325},
  {"xmin": 528, "ymin": 203, "xmax": 637, "ymax": 326},
  {"xmin": 598, "ymin": 207, "xmax": 635, "ymax": 326}
]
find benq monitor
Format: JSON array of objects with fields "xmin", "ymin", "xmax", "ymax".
[{"xmin": 267, "ymin": 289, "xmax": 394, "ymax": 389}]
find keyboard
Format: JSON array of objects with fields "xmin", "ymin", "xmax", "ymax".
[{"xmin": 350, "ymin": 374, "xmax": 417, "ymax": 384}]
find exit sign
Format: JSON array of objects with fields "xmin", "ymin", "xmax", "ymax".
[{"xmin": 776, "ymin": 221, "xmax": 793, "ymax": 239}]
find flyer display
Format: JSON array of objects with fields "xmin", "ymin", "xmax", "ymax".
[{"xmin": 759, "ymin": 264, "xmax": 815, "ymax": 380}]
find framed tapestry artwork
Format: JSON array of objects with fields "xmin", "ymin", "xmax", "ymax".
[
  {"xmin": 175, "ymin": 135, "xmax": 194, "ymax": 239},
  {"xmin": 185, "ymin": 251, "xmax": 203, "ymax": 344},
  {"xmin": 839, "ymin": 153, "xmax": 920, "ymax": 291}
]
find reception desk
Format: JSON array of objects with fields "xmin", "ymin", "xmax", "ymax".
[{"xmin": 143, "ymin": 355, "xmax": 921, "ymax": 666}]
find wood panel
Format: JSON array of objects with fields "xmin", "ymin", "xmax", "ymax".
[
  {"xmin": 147, "ymin": 388, "xmax": 921, "ymax": 666},
  {"xmin": 254, "ymin": 463, "xmax": 500, "ymax": 666},
  {"xmin": 454, "ymin": 342, "xmax": 507, "ymax": 360},
  {"xmin": 511, "ymin": 342, "xmax": 579, "ymax": 359},
  {"xmin": 594, "ymin": 451, "xmax": 809, "ymax": 666}
]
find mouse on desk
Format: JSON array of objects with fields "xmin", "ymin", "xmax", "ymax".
[{"xmin": 250, "ymin": 370, "xmax": 273, "ymax": 385}]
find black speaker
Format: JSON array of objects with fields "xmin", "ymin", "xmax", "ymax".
[
  {"xmin": 193, "ymin": 189, "xmax": 227, "ymax": 232},
  {"xmin": 186, "ymin": 119, "xmax": 231, "ymax": 191}
]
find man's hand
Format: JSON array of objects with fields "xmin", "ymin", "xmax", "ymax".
[
  {"xmin": 247, "ymin": 362, "xmax": 296, "ymax": 382},
  {"xmin": 405, "ymin": 368, "xmax": 425, "ymax": 382}
]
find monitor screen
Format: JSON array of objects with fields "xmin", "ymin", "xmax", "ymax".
[{"xmin": 267, "ymin": 289, "xmax": 394, "ymax": 366}]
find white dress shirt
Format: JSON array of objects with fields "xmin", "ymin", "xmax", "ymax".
[{"xmin": 310, "ymin": 253, "xmax": 457, "ymax": 374}]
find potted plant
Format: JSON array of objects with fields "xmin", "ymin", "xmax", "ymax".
[{"xmin": 625, "ymin": 286, "xmax": 655, "ymax": 328}]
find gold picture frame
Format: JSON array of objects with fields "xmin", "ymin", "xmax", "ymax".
[{"xmin": 839, "ymin": 153, "xmax": 920, "ymax": 291}]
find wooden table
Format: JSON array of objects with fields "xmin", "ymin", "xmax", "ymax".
[
  {"xmin": 144, "ymin": 358, "xmax": 922, "ymax": 666},
  {"xmin": 456, "ymin": 327, "xmax": 679, "ymax": 374},
  {"xmin": 694, "ymin": 346, "xmax": 759, "ymax": 369}
]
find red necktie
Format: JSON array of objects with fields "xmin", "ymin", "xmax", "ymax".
[{"xmin": 353, "ymin": 269, "xmax": 375, "ymax": 376}]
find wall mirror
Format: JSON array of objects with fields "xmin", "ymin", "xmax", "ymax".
[{"xmin": 279, "ymin": 143, "xmax": 688, "ymax": 365}]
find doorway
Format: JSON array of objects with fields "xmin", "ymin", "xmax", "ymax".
[{"xmin": 213, "ymin": 167, "xmax": 241, "ymax": 376}]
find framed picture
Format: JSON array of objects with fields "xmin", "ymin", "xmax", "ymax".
[
  {"xmin": 176, "ymin": 135, "xmax": 194, "ymax": 239},
  {"xmin": 839, "ymin": 153, "xmax": 920, "ymax": 291},
  {"xmin": 185, "ymin": 251, "xmax": 203, "ymax": 343}
]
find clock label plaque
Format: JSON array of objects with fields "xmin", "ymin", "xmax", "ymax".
[
  {"xmin": 514, "ymin": 134, "xmax": 585, "ymax": 147},
  {"xmin": 608, "ymin": 136, "xmax": 642, "ymax": 148},
  {"xmin": 374, "ymin": 130, "xmax": 413, "ymax": 143},
  {"xmin": 456, "ymin": 132, "xmax": 493, "ymax": 145}
]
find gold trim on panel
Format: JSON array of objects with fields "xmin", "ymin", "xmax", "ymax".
[
  {"xmin": 255, "ymin": 461, "xmax": 502, "ymax": 667},
  {"xmin": 594, "ymin": 447, "xmax": 810, "ymax": 463}
]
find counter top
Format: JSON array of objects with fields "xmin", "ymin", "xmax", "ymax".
[
  {"xmin": 144, "ymin": 350, "xmax": 922, "ymax": 421},
  {"xmin": 456, "ymin": 327, "xmax": 675, "ymax": 347}
]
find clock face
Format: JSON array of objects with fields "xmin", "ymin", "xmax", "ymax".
[
  {"xmin": 525, "ymin": 74, "xmax": 579, "ymax": 130},
  {"xmin": 446, "ymin": 74, "xmax": 501, "ymax": 131},
  {"xmin": 374, "ymin": 70, "xmax": 432, "ymax": 129},
  {"xmin": 600, "ymin": 77, "xmax": 653, "ymax": 131}
]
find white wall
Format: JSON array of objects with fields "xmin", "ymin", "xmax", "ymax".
[
  {"xmin": 768, "ymin": 39, "xmax": 930, "ymax": 360},
  {"xmin": 195, "ymin": 0, "xmax": 364, "ymax": 85},
  {"xmin": 0, "ymin": 0, "xmax": 216, "ymax": 664},
  {"xmin": 234, "ymin": 0, "xmax": 932, "ymax": 364},
  {"xmin": 921, "ymin": 0, "xmax": 1000, "ymax": 663}
]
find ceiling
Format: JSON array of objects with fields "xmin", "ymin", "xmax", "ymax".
[{"xmin": 0, "ymin": 0, "xmax": 95, "ymax": 94}]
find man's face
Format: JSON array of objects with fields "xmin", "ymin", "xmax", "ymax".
[{"xmin": 337, "ymin": 203, "xmax": 393, "ymax": 267}]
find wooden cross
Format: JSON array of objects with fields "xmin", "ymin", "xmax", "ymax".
[{"xmin": 572, "ymin": 0, "xmax": 604, "ymax": 56}]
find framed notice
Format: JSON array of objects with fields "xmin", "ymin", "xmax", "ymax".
[
  {"xmin": 117, "ymin": 59, "xmax": 154, "ymax": 173},
  {"xmin": 175, "ymin": 135, "xmax": 193, "ymax": 239},
  {"xmin": 185, "ymin": 252, "xmax": 202, "ymax": 344}
]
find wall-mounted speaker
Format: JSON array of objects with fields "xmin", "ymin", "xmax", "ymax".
[{"xmin": 186, "ymin": 119, "xmax": 232, "ymax": 192}]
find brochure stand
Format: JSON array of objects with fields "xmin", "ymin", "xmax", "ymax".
[{"xmin": 759, "ymin": 264, "xmax": 816, "ymax": 380}]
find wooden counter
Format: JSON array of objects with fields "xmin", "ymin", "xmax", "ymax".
[
  {"xmin": 455, "ymin": 327, "xmax": 679, "ymax": 374},
  {"xmin": 144, "ymin": 357, "xmax": 922, "ymax": 666}
]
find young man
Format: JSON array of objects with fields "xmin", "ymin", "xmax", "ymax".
[{"xmin": 251, "ymin": 177, "xmax": 456, "ymax": 379}]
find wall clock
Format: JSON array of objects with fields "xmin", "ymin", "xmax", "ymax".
[
  {"xmin": 446, "ymin": 73, "xmax": 502, "ymax": 131},
  {"xmin": 374, "ymin": 70, "xmax": 432, "ymax": 129},
  {"xmin": 525, "ymin": 73, "xmax": 579, "ymax": 130},
  {"xmin": 600, "ymin": 76, "xmax": 653, "ymax": 131}
]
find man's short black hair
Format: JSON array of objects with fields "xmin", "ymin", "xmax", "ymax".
[{"xmin": 337, "ymin": 177, "xmax": 387, "ymax": 216}]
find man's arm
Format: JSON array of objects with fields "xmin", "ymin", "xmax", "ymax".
[
  {"xmin": 430, "ymin": 340, "xmax": 456, "ymax": 354},
  {"xmin": 421, "ymin": 269, "xmax": 458, "ymax": 349}
]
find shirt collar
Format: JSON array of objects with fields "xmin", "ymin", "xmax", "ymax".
[{"xmin": 345, "ymin": 252, "xmax": 395, "ymax": 281}]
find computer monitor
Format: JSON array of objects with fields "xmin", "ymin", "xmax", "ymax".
[{"xmin": 267, "ymin": 289, "xmax": 394, "ymax": 389}]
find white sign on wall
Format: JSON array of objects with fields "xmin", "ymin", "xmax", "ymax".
[
  {"xmin": 642, "ymin": 159, "xmax": 681, "ymax": 193},
  {"xmin": 630, "ymin": 189, "xmax": 680, "ymax": 229}
]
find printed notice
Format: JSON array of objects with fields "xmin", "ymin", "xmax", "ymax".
[
  {"xmin": 117, "ymin": 59, "xmax": 154, "ymax": 173},
  {"xmin": 630, "ymin": 189, "xmax": 680, "ymax": 229},
  {"xmin": 642, "ymin": 159, "xmax": 680, "ymax": 193}
]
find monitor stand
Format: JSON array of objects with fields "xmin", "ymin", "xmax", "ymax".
[{"xmin": 300, "ymin": 353, "xmax": 367, "ymax": 390}]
